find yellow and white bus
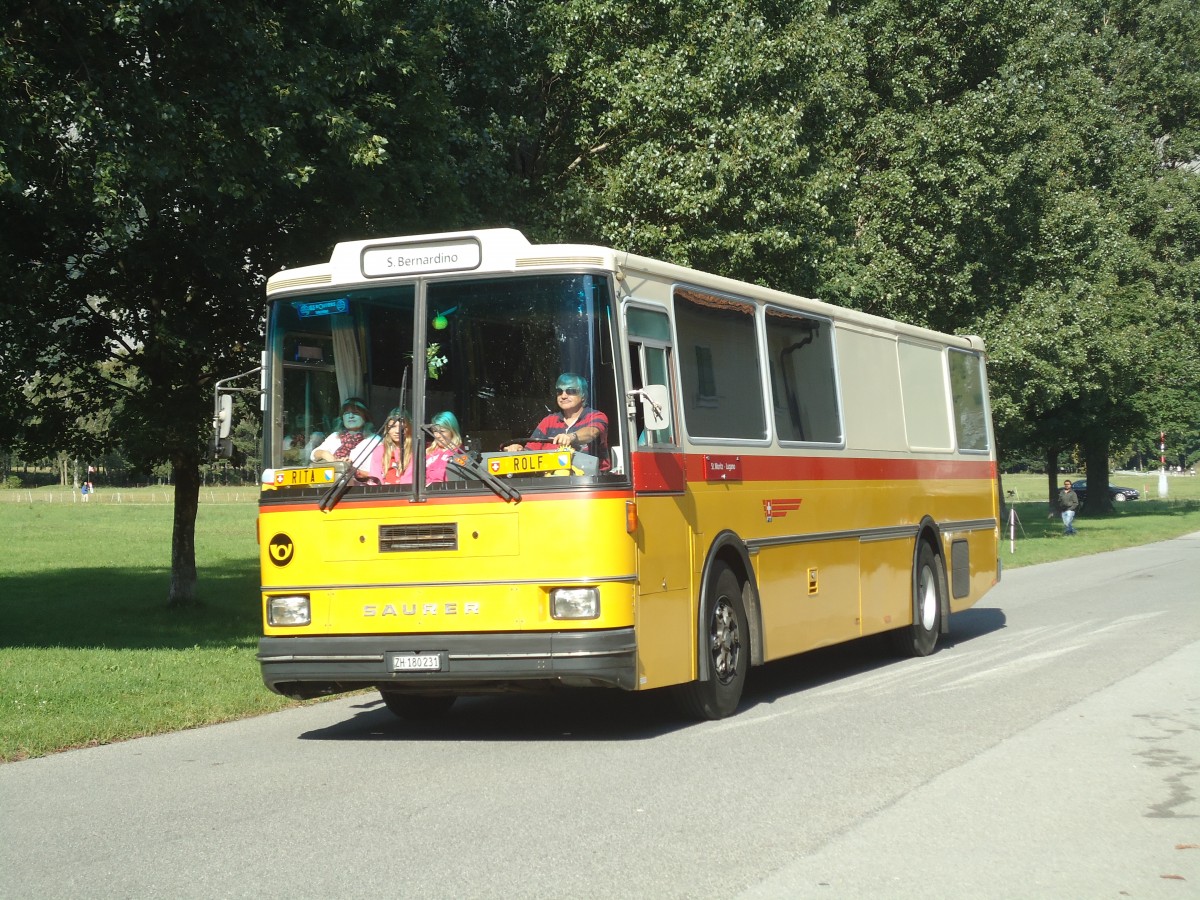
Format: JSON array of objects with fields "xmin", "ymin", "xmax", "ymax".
[{"xmin": 256, "ymin": 228, "xmax": 1000, "ymax": 720}]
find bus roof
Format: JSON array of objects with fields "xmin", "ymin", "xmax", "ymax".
[{"xmin": 266, "ymin": 228, "xmax": 985, "ymax": 352}]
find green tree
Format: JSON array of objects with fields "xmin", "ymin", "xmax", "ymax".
[
  {"xmin": 988, "ymin": 1, "xmax": 1200, "ymax": 508},
  {"xmin": 1106, "ymin": 0, "xmax": 1200, "ymax": 482},
  {"xmin": 835, "ymin": 0, "xmax": 1198, "ymax": 510},
  {"xmin": 526, "ymin": 0, "xmax": 1199, "ymax": 512},
  {"xmin": 0, "ymin": 1, "xmax": 492, "ymax": 604},
  {"xmin": 527, "ymin": 0, "xmax": 867, "ymax": 292}
]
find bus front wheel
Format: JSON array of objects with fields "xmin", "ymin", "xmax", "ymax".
[
  {"xmin": 380, "ymin": 691, "xmax": 457, "ymax": 721},
  {"xmin": 890, "ymin": 541, "xmax": 944, "ymax": 657},
  {"xmin": 675, "ymin": 564, "xmax": 749, "ymax": 720}
]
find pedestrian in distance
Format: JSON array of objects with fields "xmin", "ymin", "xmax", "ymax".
[{"xmin": 1059, "ymin": 479, "xmax": 1080, "ymax": 535}]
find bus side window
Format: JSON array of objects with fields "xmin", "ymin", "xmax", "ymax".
[{"xmin": 626, "ymin": 306, "xmax": 677, "ymax": 447}]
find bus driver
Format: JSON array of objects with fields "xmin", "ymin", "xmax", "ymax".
[{"xmin": 504, "ymin": 373, "xmax": 610, "ymax": 471}]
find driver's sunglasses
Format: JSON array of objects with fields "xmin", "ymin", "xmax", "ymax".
[{"xmin": 556, "ymin": 387, "xmax": 580, "ymax": 396}]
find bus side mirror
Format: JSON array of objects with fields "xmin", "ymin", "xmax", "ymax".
[
  {"xmin": 211, "ymin": 394, "xmax": 234, "ymax": 460},
  {"xmin": 630, "ymin": 384, "xmax": 671, "ymax": 432},
  {"xmin": 216, "ymin": 394, "xmax": 233, "ymax": 439}
]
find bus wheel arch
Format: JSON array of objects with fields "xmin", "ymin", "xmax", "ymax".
[
  {"xmin": 891, "ymin": 521, "xmax": 948, "ymax": 657},
  {"xmin": 674, "ymin": 535, "xmax": 760, "ymax": 720},
  {"xmin": 700, "ymin": 533, "xmax": 764, "ymax": 667}
]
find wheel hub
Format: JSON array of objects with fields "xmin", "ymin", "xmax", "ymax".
[{"xmin": 710, "ymin": 599, "xmax": 741, "ymax": 684}]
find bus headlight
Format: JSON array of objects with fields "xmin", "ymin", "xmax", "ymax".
[
  {"xmin": 551, "ymin": 587, "xmax": 599, "ymax": 620},
  {"xmin": 267, "ymin": 594, "xmax": 311, "ymax": 626}
]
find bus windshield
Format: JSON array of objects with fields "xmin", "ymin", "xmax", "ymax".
[{"xmin": 266, "ymin": 273, "xmax": 621, "ymax": 486}]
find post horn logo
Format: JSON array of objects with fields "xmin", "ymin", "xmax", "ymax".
[{"xmin": 268, "ymin": 533, "xmax": 295, "ymax": 567}]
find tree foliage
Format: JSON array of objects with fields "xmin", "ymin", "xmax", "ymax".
[
  {"xmin": 526, "ymin": 0, "xmax": 866, "ymax": 293},
  {"xmin": 0, "ymin": 0, "xmax": 516, "ymax": 602}
]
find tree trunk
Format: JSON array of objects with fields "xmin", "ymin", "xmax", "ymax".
[
  {"xmin": 1081, "ymin": 435, "xmax": 1113, "ymax": 517},
  {"xmin": 1045, "ymin": 446, "xmax": 1061, "ymax": 508},
  {"xmin": 168, "ymin": 454, "xmax": 201, "ymax": 607}
]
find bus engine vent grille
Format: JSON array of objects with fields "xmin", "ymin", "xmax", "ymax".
[{"xmin": 378, "ymin": 523, "xmax": 458, "ymax": 552}]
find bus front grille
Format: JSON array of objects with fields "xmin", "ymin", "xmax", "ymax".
[{"xmin": 379, "ymin": 523, "xmax": 458, "ymax": 552}]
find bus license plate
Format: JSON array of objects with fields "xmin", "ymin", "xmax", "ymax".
[{"xmin": 390, "ymin": 652, "xmax": 442, "ymax": 672}]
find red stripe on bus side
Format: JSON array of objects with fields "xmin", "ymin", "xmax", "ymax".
[
  {"xmin": 692, "ymin": 454, "xmax": 995, "ymax": 482},
  {"xmin": 259, "ymin": 456, "xmax": 994, "ymax": 513}
]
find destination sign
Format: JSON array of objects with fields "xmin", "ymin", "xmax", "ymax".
[
  {"xmin": 296, "ymin": 298, "xmax": 349, "ymax": 318},
  {"xmin": 361, "ymin": 239, "xmax": 482, "ymax": 278}
]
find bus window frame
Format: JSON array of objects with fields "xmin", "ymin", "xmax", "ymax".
[
  {"xmin": 622, "ymin": 300, "xmax": 679, "ymax": 451},
  {"xmin": 898, "ymin": 337, "xmax": 956, "ymax": 453},
  {"xmin": 762, "ymin": 304, "xmax": 847, "ymax": 450},
  {"xmin": 947, "ymin": 347, "xmax": 993, "ymax": 455},
  {"xmin": 670, "ymin": 282, "xmax": 772, "ymax": 449}
]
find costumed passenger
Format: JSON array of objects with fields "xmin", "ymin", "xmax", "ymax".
[
  {"xmin": 366, "ymin": 408, "xmax": 414, "ymax": 484},
  {"xmin": 421, "ymin": 411, "xmax": 463, "ymax": 484},
  {"xmin": 310, "ymin": 397, "xmax": 379, "ymax": 476},
  {"xmin": 367, "ymin": 409, "xmax": 462, "ymax": 485},
  {"xmin": 503, "ymin": 372, "xmax": 610, "ymax": 471}
]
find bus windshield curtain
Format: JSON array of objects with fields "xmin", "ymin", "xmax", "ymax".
[{"xmin": 331, "ymin": 314, "xmax": 364, "ymax": 402}]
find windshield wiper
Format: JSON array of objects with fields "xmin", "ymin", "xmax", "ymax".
[
  {"xmin": 318, "ymin": 459, "xmax": 366, "ymax": 512},
  {"xmin": 445, "ymin": 454, "xmax": 522, "ymax": 503}
]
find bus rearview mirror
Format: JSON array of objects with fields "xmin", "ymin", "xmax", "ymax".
[
  {"xmin": 634, "ymin": 384, "xmax": 671, "ymax": 431},
  {"xmin": 216, "ymin": 394, "xmax": 233, "ymax": 439}
]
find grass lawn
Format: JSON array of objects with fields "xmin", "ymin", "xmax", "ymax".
[
  {"xmin": 2, "ymin": 475, "xmax": 1199, "ymax": 761},
  {"xmin": 997, "ymin": 471, "xmax": 1200, "ymax": 567},
  {"xmin": 0, "ymin": 487, "xmax": 296, "ymax": 761}
]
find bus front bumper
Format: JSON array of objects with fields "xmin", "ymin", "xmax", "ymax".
[{"xmin": 258, "ymin": 628, "xmax": 637, "ymax": 699}]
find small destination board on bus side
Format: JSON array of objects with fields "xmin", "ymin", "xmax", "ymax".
[{"xmin": 704, "ymin": 455, "xmax": 742, "ymax": 482}]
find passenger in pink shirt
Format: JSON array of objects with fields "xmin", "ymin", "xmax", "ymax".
[
  {"xmin": 368, "ymin": 408, "xmax": 414, "ymax": 484},
  {"xmin": 368, "ymin": 409, "xmax": 462, "ymax": 485},
  {"xmin": 418, "ymin": 411, "xmax": 463, "ymax": 484}
]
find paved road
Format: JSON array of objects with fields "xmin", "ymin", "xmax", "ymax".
[{"xmin": 2, "ymin": 534, "xmax": 1198, "ymax": 899}]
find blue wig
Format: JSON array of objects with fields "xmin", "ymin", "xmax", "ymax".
[{"xmin": 555, "ymin": 372, "xmax": 588, "ymax": 401}]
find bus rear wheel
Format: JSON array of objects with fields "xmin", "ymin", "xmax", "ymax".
[
  {"xmin": 675, "ymin": 564, "xmax": 749, "ymax": 720},
  {"xmin": 380, "ymin": 691, "xmax": 457, "ymax": 721},
  {"xmin": 890, "ymin": 541, "xmax": 944, "ymax": 657}
]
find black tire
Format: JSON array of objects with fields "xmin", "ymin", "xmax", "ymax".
[
  {"xmin": 674, "ymin": 564, "xmax": 749, "ymax": 720},
  {"xmin": 380, "ymin": 691, "xmax": 457, "ymax": 721},
  {"xmin": 889, "ymin": 541, "xmax": 944, "ymax": 657}
]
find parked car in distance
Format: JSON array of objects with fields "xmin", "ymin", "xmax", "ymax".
[{"xmin": 1070, "ymin": 479, "xmax": 1140, "ymax": 502}]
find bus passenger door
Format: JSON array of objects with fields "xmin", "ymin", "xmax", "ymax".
[{"xmin": 626, "ymin": 307, "xmax": 693, "ymax": 690}]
